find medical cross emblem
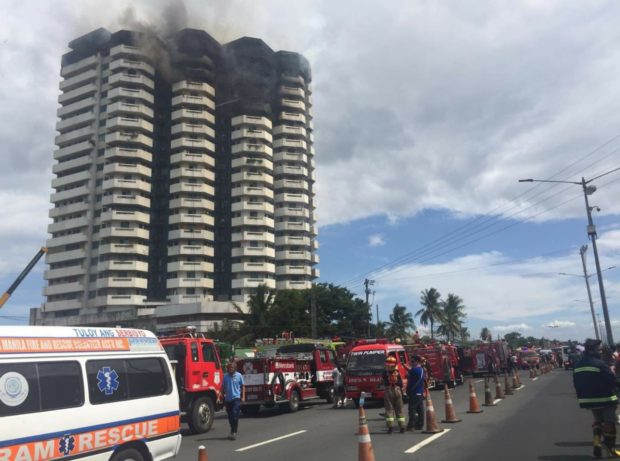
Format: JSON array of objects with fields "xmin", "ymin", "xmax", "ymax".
[
  {"xmin": 96, "ymin": 366, "xmax": 119, "ymax": 395},
  {"xmin": 58, "ymin": 434, "xmax": 75, "ymax": 456}
]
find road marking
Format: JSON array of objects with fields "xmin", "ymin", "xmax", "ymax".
[
  {"xmin": 475, "ymin": 379, "xmax": 483, "ymax": 383},
  {"xmin": 532, "ymin": 377, "xmax": 538, "ymax": 381},
  {"xmin": 493, "ymin": 399, "xmax": 502, "ymax": 405},
  {"xmin": 236, "ymin": 430, "xmax": 307, "ymax": 452},
  {"xmin": 405, "ymin": 428, "xmax": 451, "ymax": 453}
]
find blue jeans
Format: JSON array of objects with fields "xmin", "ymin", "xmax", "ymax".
[{"xmin": 225, "ymin": 398, "xmax": 241, "ymax": 433}]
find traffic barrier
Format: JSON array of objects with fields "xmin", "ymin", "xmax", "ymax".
[
  {"xmin": 441, "ymin": 384, "xmax": 461, "ymax": 423},
  {"xmin": 357, "ymin": 406, "xmax": 376, "ymax": 461},
  {"xmin": 504, "ymin": 373, "xmax": 513, "ymax": 395},
  {"xmin": 466, "ymin": 379, "xmax": 483, "ymax": 414},
  {"xmin": 483, "ymin": 378, "xmax": 496, "ymax": 406},
  {"xmin": 422, "ymin": 393, "xmax": 444, "ymax": 434},
  {"xmin": 494, "ymin": 375, "xmax": 504, "ymax": 399},
  {"xmin": 198, "ymin": 445, "xmax": 208, "ymax": 461}
]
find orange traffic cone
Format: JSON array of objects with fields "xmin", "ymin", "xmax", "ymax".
[
  {"xmin": 494, "ymin": 375, "xmax": 504, "ymax": 399},
  {"xmin": 512, "ymin": 372, "xmax": 519, "ymax": 389},
  {"xmin": 516, "ymin": 370, "xmax": 522, "ymax": 387},
  {"xmin": 504, "ymin": 373, "xmax": 513, "ymax": 395},
  {"xmin": 483, "ymin": 378, "xmax": 496, "ymax": 406},
  {"xmin": 198, "ymin": 446, "xmax": 208, "ymax": 461},
  {"xmin": 441, "ymin": 384, "xmax": 461, "ymax": 423},
  {"xmin": 529, "ymin": 367, "xmax": 535, "ymax": 379},
  {"xmin": 466, "ymin": 379, "xmax": 483, "ymax": 413},
  {"xmin": 357, "ymin": 406, "xmax": 376, "ymax": 461},
  {"xmin": 422, "ymin": 393, "xmax": 444, "ymax": 434}
]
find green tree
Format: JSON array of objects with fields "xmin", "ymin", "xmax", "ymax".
[
  {"xmin": 503, "ymin": 331, "xmax": 527, "ymax": 349},
  {"xmin": 480, "ymin": 327, "xmax": 492, "ymax": 342},
  {"xmin": 386, "ymin": 304, "xmax": 415, "ymax": 340},
  {"xmin": 416, "ymin": 288, "xmax": 443, "ymax": 339},
  {"xmin": 233, "ymin": 284, "xmax": 275, "ymax": 345},
  {"xmin": 459, "ymin": 326, "xmax": 471, "ymax": 345},
  {"xmin": 437, "ymin": 293, "xmax": 466, "ymax": 342}
]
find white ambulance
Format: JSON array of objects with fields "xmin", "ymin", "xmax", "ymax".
[{"xmin": 0, "ymin": 326, "xmax": 181, "ymax": 461}]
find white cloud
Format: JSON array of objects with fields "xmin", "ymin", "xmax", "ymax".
[
  {"xmin": 544, "ymin": 320, "xmax": 577, "ymax": 328},
  {"xmin": 368, "ymin": 234, "xmax": 386, "ymax": 247},
  {"xmin": 493, "ymin": 323, "xmax": 531, "ymax": 332}
]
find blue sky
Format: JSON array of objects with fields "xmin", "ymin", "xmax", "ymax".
[{"xmin": 2, "ymin": 0, "xmax": 620, "ymax": 343}]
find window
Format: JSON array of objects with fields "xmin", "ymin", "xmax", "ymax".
[
  {"xmin": 201, "ymin": 343, "xmax": 216, "ymax": 363},
  {"xmin": 397, "ymin": 351, "xmax": 407, "ymax": 366},
  {"xmin": 191, "ymin": 343, "xmax": 199, "ymax": 362},
  {"xmin": 86, "ymin": 358, "xmax": 171, "ymax": 405},
  {"xmin": 0, "ymin": 361, "xmax": 83, "ymax": 417}
]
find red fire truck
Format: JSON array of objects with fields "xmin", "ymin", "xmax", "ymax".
[
  {"xmin": 404, "ymin": 343, "xmax": 463, "ymax": 389},
  {"xmin": 471, "ymin": 341, "xmax": 509, "ymax": 376},
  {"xmin": 160, "ymin": 331, "xmax": 223, "ymax": 434},
  {"xmin": 237, "ymin": 343, "xmax": 337, "ymax": 415},
  {"xmin": 345, "ymin": 340, "xmax": 410, "ymax": 406}
]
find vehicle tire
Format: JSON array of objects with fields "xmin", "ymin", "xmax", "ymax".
[
  {"xmin": 241, "ymin": 405, "xmax": 260, "ymax": 417},
  {"xmin": 110, "ymin": 448, "xmax": 145, "ymax": 461},
  {"xmin": 286, "ymin": 390, "xmax": 300, "ymax": 413},
  {"xmin": 187, "ymin": 396, "xmax": 215, "ymax": 434},
  {"xmin": 325, "ymin": 386, "xmax": 335, "ymax": 404}
]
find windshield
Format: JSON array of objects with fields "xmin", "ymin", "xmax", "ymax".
[{"xmin": 346, "ymin": 350, "xmax": 386, "ymax": 376}]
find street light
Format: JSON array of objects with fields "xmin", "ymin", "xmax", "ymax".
[{"xmin": 519, "ymin": 168, "xmax": 620, "ymax": 346}]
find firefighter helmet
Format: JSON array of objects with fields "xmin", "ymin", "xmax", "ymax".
[{"xmin": 385, "ymin": 355, "xmax": 397, "ymax": 368}]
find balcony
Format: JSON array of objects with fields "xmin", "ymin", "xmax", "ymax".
[
  {"xmin": 51, "ymin": 170, "xmax": 91, "ymax": 189},
  {"xmin": 108, "ymin": 73, "xmax": 155, "ymax": 90},
  {"xmin": 231, "ymin": 143, "xmax": 272, "ymax": 156},
  {"xmin": 274, "ymin": 207, "xmax": 310, "ymax": 219},
  {"xmin": 100, "ymin": 209, "xmax": 150, "ymax": 225},
  {"xmin": 167, "ymin": 245, "xmax": 214, "ymax": 257},
  {"xmin": 99, "ymin": 226, "xmax": 149, "ymax": 240},
  {"xmin": 46, "ymin": 233, "xmax": 88, "ymax": 250},
  {"xmin": 106, "ymin": 116, "xmax": 153, "ymax": 133},
  {"xmin": 105, "ymin": 131, "xmax": 153, "ymax": 149},
  {"xmin": 232, "ymin": 158, "xmax": 273, "ymax": 172},
  {"xmin": 281, "ymin": 74, "xmax": 305, "ymax": 85},
  {"xmin": 273, "ymin": 139, "xmax": 307, "ymax": 150},
  {"xmin": 53, "ymin": 141, "xmax": 93, "ymax": 161},
  {"xmin": 96, "ymin": 277, "xmax": 148, "ymax": 289},
  {"xmin": 102, "ymin": 178, "xmax": 151, "ymax": 194},
  {"xmin": 231, "ymin": 201, "xmax": 274, "ymax": 214},
  {"xmin": 170, "ymin": 167, "xmax": 215, "ymax": 182},
  {"xmin": 171, "ymin": 108, "xmax": 215, "ymax": 125},
  {"xmin": 56, "ymin": 110, "xmax": 95, "ymax": 132},
  {"xmin": 231, "ymin": 171, "xmax": 273, "ymax": 184},
  {"xmin": 276, "ymin": 265, "xmax": 312, "ymax": 276},
  {"xmin": 169, "ymin": 213, "xmax": 215, "ymax": 227},
  {"xmin": 57, "ymin": 97, "xmax": 96, "ymax": 118},
  {"xmin": 93, "ymin": 294, "xmax": 146, "ymax": 307},
  {"xmin": 169, "ymin": 197, "xmax": 214, "ymax": 211},
  {"xmin": 166, "ymin": 261, "xmax": 214, "ymax": 273},
  {"xmin": 97, "ymin": 260, "xmax": 149, "ymax": 273},
  {"xmin": 171, "ymin": 94, "xmax": 215, "ymax": 110},
  {"xmin": 45, "ymin": 248, "xmax": 86, "ymax": 264},
  {"xmin": 272, "ymin": 125, "xmax": 306, "ymax": 137},
  {"xmin": 110, "ymin": 44, "xmax": 146, "ymax": 60},
  {"xmin": 168, "ymin": 228, "xmax": 214, "ymax": 241},
  {"xmin": 231, "ymin": 246, "xmax": 275, "ymax": 258},
  {"xmin": 279, "ymin": 86, "xmax": 305, "ymax": 98},
  {"xmin": 273, "ymin": 152, "xmax": 307, "ymax": 164},
  {"xmin": 276, "ymin": 280, "xmax": 312, "ymax": 290},
  {"xmin": 232, "ymin": 129, "xmax": 272, "ymax": 143},
  {"xmin": 273, "ymin": 179, "xmax": 309, "ymax": 191},
  {"xmin": 281, "ymin": 99, "xmax": 306, "ymax": 111},
  {"xmin": 98, "ymin": 243, "xmax": 149, "ymax": 256},
  {"xmin": 275, "ymin": 235, "xmax": 311, "ymax": 247},
  {"xmin": 107, "ymin": 101, "xmax": 154, "ymax": 119},
  {"xmin": 170, "ymin": 151, "xmax": 215, "ymax": 168},
  {"xmin": 231, "ymin": 278, "xmax": 276, "ymax": 289},
  {"xmin": 231, "ymin": 186, "xmax": 274, "ymax": 199},
  {"xmin": 49, "ymin": 201, "xmax": 89, "ymax": 219},
  {"xmin": 232, "ymin": 262, "xmax": 276, "ymax": 273},
  {"xmin": 109, "ymin": 58, "xmax": 154, "ymax": 75},
  {"xmin": 231, "ymin": 231, "xmax": 275, "ymax": 244},
  {"xmin": 231, "ymin": 216, "xmax": 275, "ymax": 228},
  {"xmin": 169, "ymin": 182, "xmax": 214, "ymax": 196},
  {"xmin": 55, "ymin": 126, "xmax": 94, "ymax": 147},
  {"xmin": 166, "ymin": 278, "xmax": 214, "ymax": 289},
  {"xmin": 274, "ymin": 165, "xmax": 308, "ymax": 176},
  {"xmin": 231, "ymin": 115, "xmax": 272, "ymax": 129},
  {"xmin": 106, "ymin": 87, "xmax": 154, "ymax": 105},
  {"xmin": 44, "ymin": 265, "xmax": 85, "ymax": 280},
  {"xmin": 170, "ymin": 137, "xmax": 215, "ymax": 153},
  {"xmin": 50, "ymin": 185, "xmax": 90, "ymax": 203},
  {"xmin": 43, "ymin": 281, "xmax": 84, "ymax": 297},
  {"xmin": 58, "ymin": 82, "xmax": 98, "ymax": 105},
  {"xmin": 172, "ymin": 80, "xmax": 215, "ymax": 97},
  {"xmin": 275, "ymin": 193, "xmax": 309, "ymax": 205},
  {"xmin": 48, "ymin": 215, "xmax": 89, "ymax": 234},
  {"xmin": 280, "ymin": 112, "xmax": 306, "ymax": 124},
  {"xmin": 102, "ymin": 194, "xmax": 150, "ymax": 208},
  {"xmin": 275, "ymin": 221, "xmax": 311, "ymax": 233},
  {"xmin": 61, "ymin": 55, "xmax": 98, "ymax": 78},
  {"xmin": 104, "ymin": 147, "xmax": 152, "ymax": 163},
  {"xmin": 103, "ymin": 162, "xmax": 152, "ymax": 177},
  {"xmin": 276, "ymin": 250, "xmax": 312, "ymax": 261},
  {"xmin": 171, "ymin": 123, "xmax": 215, "ymax": 138}
]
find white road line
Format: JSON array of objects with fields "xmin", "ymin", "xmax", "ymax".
[
  {"xmin": 236, "ymin": 430, "xmax": 307, "ymax": 452},
  {"xmin": 532, "ymin": 377, "xmax": 538, "ymax": 381},
  {"xmin": 405, "ymin": 429, "xmax": 451, "ymax": 454},
  {"xmin": 493, "ymin": 399, "xmax": 502, "ymax": 405},
  {"xmin": 474, "ymin": 379, "xmax": 483, "ymax": 383}
]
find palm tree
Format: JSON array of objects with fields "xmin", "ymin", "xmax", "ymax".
[
  {"xmin": 437, "ymin": 294, "xmax": 466, "ymax": 342},
  {"xmin": 480, "ymin": 327, "xmax": 492, "ymax": 342},
  {"xmin": 386, "ymin": 304, "xmax": 415, "ymax": 339},
  {"xmin": 459, "ymin": 326, "xmax": 470, "ymax": 344},
  {"xmin": 415, "ymin": 288, "xmax": 443, "ymax": 340},
  {"xmin": 233, "ymin": 284, "xmax": 275, "ymax": 345}
]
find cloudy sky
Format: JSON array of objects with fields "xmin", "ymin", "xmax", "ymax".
[{"xmin": 2, "ymin": 0, "xmax": 620, "ymax": 341}]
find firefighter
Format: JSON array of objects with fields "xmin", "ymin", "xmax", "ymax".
[
  {"xmin": 573, "ymin": 339, "xmax": 620, "ymax": 458},
  {"xmin": 383, "ymin": 355, "xmax": 406, "ymax": 433}
]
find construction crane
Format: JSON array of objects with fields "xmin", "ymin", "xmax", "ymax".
[{"xmin": 0, "ymin": 247, "xmax": 48, "ymax": 309}]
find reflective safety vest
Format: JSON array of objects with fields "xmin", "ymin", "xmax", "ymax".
[{"xmin": 573, "ymin": 357, "xmax": 618, "ymax": 409}]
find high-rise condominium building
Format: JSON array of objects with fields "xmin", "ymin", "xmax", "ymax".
[{"xmin": 39, "ymin": 28, "xmax": 318, "ymax": 327}]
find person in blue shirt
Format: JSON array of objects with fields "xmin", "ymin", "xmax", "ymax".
[
  {"xmin": 221, "ymin": 361, "xmax": 245, "ymax": 440},
  {"xmin": 406, "ymin": 355, "xmax": 426, "ymax": 431}
]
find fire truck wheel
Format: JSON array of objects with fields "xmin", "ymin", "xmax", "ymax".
[
  {"xmin": 241, "ymin": 405, "xmax": 260, "ymax": 416},
  {"xmin": 286, "ymin": 390, "xmax": 300, "ymax": 413},
  {"xmin": 188, "ymin": 396, "xmax": 215, "ymax": 434},
  {"xmin": 110, "ymin": 448, "xmax": 145, "ymax": 461}
]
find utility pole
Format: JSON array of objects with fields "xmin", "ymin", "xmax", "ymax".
[
  {"xmin": 579, "ymin": 245, "xmax": 600, "ymax": 340},
  {"xmin": 364, "ymin": 278, "xmax": 375, "ymax": 337},
  {"xmin": 310, "ymin": 284, "xmax": 317, "ymax": 339}
]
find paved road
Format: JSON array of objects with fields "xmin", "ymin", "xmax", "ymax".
[{"xmin": 176, "ymin": 370, "xmax": 595, "ymax": 461}]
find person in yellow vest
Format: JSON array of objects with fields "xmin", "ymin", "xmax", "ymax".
[{"xmin": 382, "ymin": 355, "xmax": 406, "ymax": 433}]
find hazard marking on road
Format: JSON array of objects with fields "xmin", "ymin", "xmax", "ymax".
[
  {"xmin": 404, "ymin": 428, "xmax": 451, "ymax": 454},
  {"xmin": 493, "ymin": 399, "xmax": 502, "ymax": 405},
  {"xmin": 235, "ymin": 430, "xmax": 307, "ymax": 452}
]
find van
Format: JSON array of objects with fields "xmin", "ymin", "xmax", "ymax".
[{"xmin": 0, "ymin": 326, "xmax": 181, "ymax": 461}]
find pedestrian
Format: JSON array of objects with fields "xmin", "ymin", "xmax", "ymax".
[
  {"xmin": 221, "ymin": 361, "xmax": 245, "ymax": 440},
  {"xmin": 332, "ymin": 364, "xmax": 345, "ymax": 408},
  {"xmin": 383, "ymin": 355, "xmax": 406, "ymax": 433},
  {"xmin": 406, "ymin": 355, "xmax": 426, "ymax": 431},
  {"xmin": 573, "ymin": 339, "xmax": 620, "ymax": 458}
]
